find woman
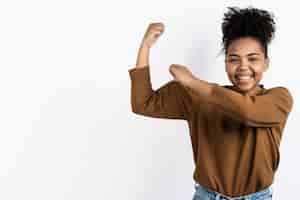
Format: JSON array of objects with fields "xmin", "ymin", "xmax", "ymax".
[{"xmin": 128, "ymin": 6, "xmax": 293, "ymax": 200}]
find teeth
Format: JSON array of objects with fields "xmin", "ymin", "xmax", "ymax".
[{"xmin": 236, "ymin": 75, "xmax": 253, "ymax": 80}]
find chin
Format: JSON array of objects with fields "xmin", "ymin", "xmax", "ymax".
[{"xmin": 233, "ymin": 80, "xmax": 256, "ymax": 93}]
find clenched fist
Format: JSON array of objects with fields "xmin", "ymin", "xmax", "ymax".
[
  {"xmin": 169, "ymin": 64, "xmax": 196, "ymax": 87},
  {"xmin": 141, "ymin": 23, "xmax": 165, "ymax": 48}
]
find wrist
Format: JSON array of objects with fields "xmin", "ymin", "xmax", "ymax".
[
  {"xmin": 140, "ymin": 42, "xmax": 150, "ymax": 50},
  {"xmin": 185, "ymin": 75, "xmax": 198, "ymax": 88}
]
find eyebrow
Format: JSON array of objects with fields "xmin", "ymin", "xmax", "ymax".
[{"xmin": 228, "ymin": 53, "xmax": 260, "ymax": 57}]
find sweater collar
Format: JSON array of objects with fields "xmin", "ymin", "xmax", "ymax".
[{"xmin": 225, "ymin": 84, "xmax": 266, "ymax": 96}]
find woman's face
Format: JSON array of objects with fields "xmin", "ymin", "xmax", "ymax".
[{"xmin": 225, "ymin": 36, "xmax": 269, "ymax": 95}]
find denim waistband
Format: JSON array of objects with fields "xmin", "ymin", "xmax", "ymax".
[{"xmin": 194, "ymin": 182, "xmax": 273, "ymax": 200}]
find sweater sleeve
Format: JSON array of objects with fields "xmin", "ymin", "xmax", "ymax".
[
  {"xmin": 128, "ymin": 66, "xmax": 192, "ymax": 120},
  {"xmin": 207, "ymin": 83, "xmax": 293, "ymax": 127}
]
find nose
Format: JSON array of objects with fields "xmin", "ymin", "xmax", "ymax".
[{"xmin": 238, "ymin": 59, "xmax": 250, "ymax": 70}]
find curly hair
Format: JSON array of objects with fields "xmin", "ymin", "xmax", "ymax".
[{"xmin": 220, "ymin": 6, "xmax": 276, "ymax": 58}]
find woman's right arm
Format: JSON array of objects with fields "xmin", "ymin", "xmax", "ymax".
[{"xmin": 128, "ymin": 23, "xmax": 193, "ymax": 120}]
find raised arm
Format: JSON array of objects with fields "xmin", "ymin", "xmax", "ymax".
[{"xmin": 129, "ymin": 23, "xmax": 192, "ymax": 120}]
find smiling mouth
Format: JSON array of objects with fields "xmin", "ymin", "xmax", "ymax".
[{"xmin": 235, "ymin": 74, "xmax": 254, "ymax": 84}]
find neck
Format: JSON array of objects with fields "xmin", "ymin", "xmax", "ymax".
[{"xmin": 233, "ymin": 84, "xmax": 263, "ymax": 96}]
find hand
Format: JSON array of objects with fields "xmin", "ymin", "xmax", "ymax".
[
  {"xmin": 169, "ymin": 64, "xmax": 196, "ymax": 87},
  {"xmin": 141, "ymin": 22, "xmax": 165, "ymax": 49}
]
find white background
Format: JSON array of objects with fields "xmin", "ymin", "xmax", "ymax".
[{"xmin": 0, "ymin": 0, "xmax": 299, "ymax": 199}]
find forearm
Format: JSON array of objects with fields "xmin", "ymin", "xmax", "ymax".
[
  {"xmin": 187, "ymin": 76, "xmax": 293, "ymax": 127},
  {"xmin": 135, "ymin": 43, "xmax": 150, "ymax": 68}
]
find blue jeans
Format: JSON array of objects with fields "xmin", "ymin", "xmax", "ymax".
[{"xmin": 192, "ymin": 182, "xmax": 273, "ymax": 200}]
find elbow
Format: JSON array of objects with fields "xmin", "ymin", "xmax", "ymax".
[
  {"xmin": 130, "ymin": 100, "xmax": 145, "ymax": 115},
  {"xmin": 130, "ymin": 103, "xmax": 140, "ymax": 114},
  {"xmin": 131, "ymin": 105, "xmax": 141, "ymax": 114},
  {"xmin": 130, "ymin": 92, "xmax": 143, "ymax": 114}
]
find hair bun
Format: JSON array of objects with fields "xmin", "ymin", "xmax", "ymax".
[{"xmin": 221, "ymin": 6, "xmax": 276, "ymax": 57}]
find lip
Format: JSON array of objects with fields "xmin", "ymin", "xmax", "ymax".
[
  {"xmin": 235, "ymin": 74, "xmax": 254, "ymax": 85},
  {"xmin": 235, "ymin": 74, "xmax": 254, "ymax": 79},
  {"xmin": 235, "ymin": 73, "xmax": 254, "ymax": 76}
]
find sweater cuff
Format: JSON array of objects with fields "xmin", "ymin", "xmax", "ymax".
[{"xmin": 128, "ymin": 66, "xmax": 152, "ymax": 88}]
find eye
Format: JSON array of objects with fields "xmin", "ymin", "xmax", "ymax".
[
  {"xmin": 228, "ymin": 59, "xmax": 239, "ymax": 63},
  {"xmin": 249, "ymin": 58, "xmax": 258, "ymax": 62}
]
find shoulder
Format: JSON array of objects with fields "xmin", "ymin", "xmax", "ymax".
[
  {"xmin": 264, "ymin": 86, "xmax": 294, "ymax": 109},
  {"xmin": 264, "ymin": 86, "xmax": 293, "ymax": 98}
]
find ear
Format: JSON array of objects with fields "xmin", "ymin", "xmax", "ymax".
[{"xmin": 264, "ymin": 58, "xmax": 269, "ymax": 72}]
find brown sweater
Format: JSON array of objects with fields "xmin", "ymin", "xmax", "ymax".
[{"xmin": 128, "ymin": 66, "xmax": 293, "ymax": 197}]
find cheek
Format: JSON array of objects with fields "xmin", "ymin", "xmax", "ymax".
[
  {"xmin": 228, "ymin": 72, "xmax": 237, "ymax": 84},
  {"xmin": 253, "ymin": 67, "xmax": 265, "ymax": 79},
  {"xmin": 252, "ymin": 71, "xmax": 265, "ymax": 85},
  {"xmin": 225, "ymin": 65, "xmax": 235, "ymax": 76},
  {"xmin": 254, "ymin": 73, "xmax": 263, "ymax": 83},
  {"xmin": 253, "ymin": 63, "xmax": 266, "ymax": 73}
]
